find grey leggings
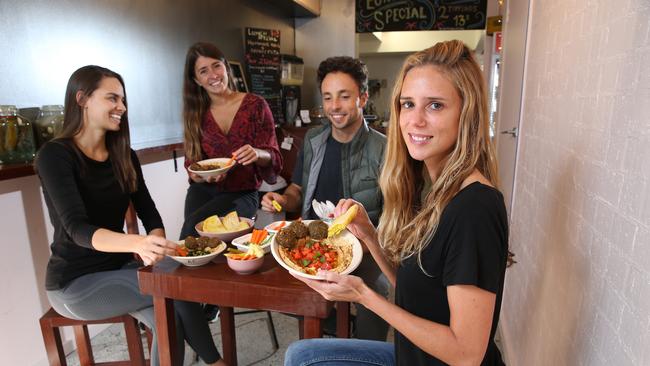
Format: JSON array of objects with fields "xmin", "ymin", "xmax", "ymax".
[{"xmin": 46, "ymin": 262, "xmax": 220, "ymax": 365}]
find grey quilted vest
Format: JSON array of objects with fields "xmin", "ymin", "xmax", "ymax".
[{"xmin": 300, "ymin": 121, "xmax": 386, "ymax": 224}]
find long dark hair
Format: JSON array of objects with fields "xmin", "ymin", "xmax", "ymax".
[
  {"xmin": 56, "ymin": 65, "xmax": 137, "ymax": 193},
  {"xmin": 182, "ymin": 42, "xmax": 236, "ymax": 162}
]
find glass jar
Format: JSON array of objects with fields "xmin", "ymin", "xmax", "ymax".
[
  {"xmin": 35, "ymin": 105, "xmax": 64, "ymax": 147},
  {"xmin": 0, "ymin": 105, "xmax": 36, "ymax": 164}
]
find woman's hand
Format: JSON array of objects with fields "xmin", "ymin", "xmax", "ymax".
[
  {"xmin": 334, "ymin": 199, "xmax": 377, "ymax": 245},
  {"xmin": 233, "ymin": 144, "xmax": 260, "ymax": 166},
  {"xmin": 292, "ymin": 271, "xmax": 370, "ymax": 303},
  {"xmin": 134, "ymin": 235, "xmax": 177, "ymax": 266},
  {"xmin": 189, "ymin": 171, "xmax": 205, "ymax": 183}
]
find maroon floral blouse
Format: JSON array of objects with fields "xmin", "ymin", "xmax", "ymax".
[{"xmin": 184, "ymin": 93, "xmax": 282, "ymax": 192}]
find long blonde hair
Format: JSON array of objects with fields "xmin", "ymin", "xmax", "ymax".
[
  {"xmin": 378, "ymin": 40, "xmax": 498, "ymax": 266},
  {"xmin": 182, "ymin": 42, "xmax": 236, "ymax": 162}
]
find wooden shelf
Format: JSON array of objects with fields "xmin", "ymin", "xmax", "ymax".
[
  {"xmin": 0, "ymin": 142, "xmax": 184, "ymax": 182},
  {"xmin": 0, "ymin": 163, "xmax": 36, "ymax": 181}
]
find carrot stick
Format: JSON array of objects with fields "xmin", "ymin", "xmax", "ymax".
[
  {"xmin": 226, "ymin": 153, "xmax": 237, "ymax": 167},
  {"xmin": 257, "ymin": 230, "xmax": 268, "ymax": 244},
  {"xmin": 251, "ymin": 229, "xmax": 261, "ymax": 244}
]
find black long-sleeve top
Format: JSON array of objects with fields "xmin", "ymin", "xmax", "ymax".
[{"xmin": 35, "ymin": 140, "xmax": 164, "ymax": 290}]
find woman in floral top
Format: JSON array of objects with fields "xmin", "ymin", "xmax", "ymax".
[{"xmin": 180, "ymin": 42, "xmax": 282, "ymax": 239}]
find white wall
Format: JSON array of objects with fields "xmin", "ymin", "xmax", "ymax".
[
  {"xmin": 0, "ymin": 176, "xmax": 52, "ymax": 365},
  {"xmin": 500, "ymin": 0, "xmax": 650, "ymax": 364},
  {"xmin": 295, "ymin": 0, "xmax": 356, "ymax": 109},
  {"xmin": 138, "ymin": 154, "xmax": 190, "ymax": 240},
  {"xmin": 358, "ymin": 30, "xmax": 483, "ymax": 54}
]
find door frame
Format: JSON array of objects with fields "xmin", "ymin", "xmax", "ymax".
[{"xmin": 495, "ymin": 0, "xmax": 532, "ymax": 214}]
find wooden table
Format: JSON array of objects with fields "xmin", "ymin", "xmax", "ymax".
[{"xmin": 138, "ymin": 256, "xmax": 350, "ymax": 366}]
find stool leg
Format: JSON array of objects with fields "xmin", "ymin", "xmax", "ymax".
[
  {"xmin": 73, "ymin": 325, "xmax": 94, "ymax": 366},
  {"xmin": 123, "ymin": 316, "xmax": 146, "ymax": 366},
  {"xmin": 145, "ymin": 327, "xmax": 153, "ymax": 354},
  {"xmin": 265, "ymin": 311, "xmax": 279, "ymax": 350},
  {"xmin": 40, "ymin": 320, "xmax": 67, "ymax": 366}
]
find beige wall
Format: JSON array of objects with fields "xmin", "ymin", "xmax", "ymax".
[
  {"xmin": 295, "ymin": 0, "xmax": 356, "ymax": 109},
  {"xmin": 500, "ymin": 0, "xmax": 650, "ymax": 364}
]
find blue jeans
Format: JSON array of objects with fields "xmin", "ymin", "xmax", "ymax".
[{"xmin": 284, "ymin": 338, "xmax": 395, "ymax": 366}]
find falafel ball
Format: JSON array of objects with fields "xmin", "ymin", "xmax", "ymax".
[
  {"xmin": 197, "ymin": 236, "xmax": 213, "ymax": 249},
  {"xmin": 206, "ymin": 237, "xmax": 222, "ymax": 248},
  {"xmin": 288, "ymin": 221, "xmax": 309, "ymax": 239},
  {"xmin": 308, "ymin": 220, "xmax": 329, "ymax": 240},
  {"xmin": 184, "ymin": 236, "xmax": 198, "ymax": 249},
  {"xmin": 276, "ymin": 228, "xmax": 298, "ymax": 248}
]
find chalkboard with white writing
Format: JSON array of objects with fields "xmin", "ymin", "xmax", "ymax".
[
  {"xmin": 245, "ymin": 27, "xmax": 283, "ymax": 124},
  {"xmin": 356, "ymin": 0, "xmax": 487, "ymax": 33}
]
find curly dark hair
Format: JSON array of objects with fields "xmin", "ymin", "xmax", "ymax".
[{"xmin": 317, "ymin": 56, "xmax": 369, "ymax": 94}]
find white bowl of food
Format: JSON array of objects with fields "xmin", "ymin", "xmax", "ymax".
[
  {"xmin": 264, "ymin": 220, "xmax": 289, "ymax": 233},
  {"xmin": 231, "ymin": 231, "xmax": 275, "ymax": 254},
  {"xmin": 168, "ymin": 238, "xmax": 227, "ymax": 267},
  {"xmin": 195, "ymin": 212, "xmax": 254, "ymax": 242},
  {"xmin": 270, "ymin": 220, "xmax": 363, "ymax": 280},
  {"xmin": 188, "ymin": 157, "xmax": 234, "ymax": 179}
]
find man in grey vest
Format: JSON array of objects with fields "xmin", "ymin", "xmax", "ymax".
[{"xmin": 262, "ymin": 56, "xmax": 389, "ymax": 341}]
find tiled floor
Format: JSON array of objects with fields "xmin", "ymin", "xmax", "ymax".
[
  {"xmin": 64, "ymin": 308, "xmax": 502, "ymax": 366},
  {"xmin": 65, "ymin": 310, "xmax": 302, "ymax": 366}
]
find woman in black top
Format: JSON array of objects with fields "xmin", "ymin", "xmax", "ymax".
[
  {"xmin": 284, "ymin": 40, "xmax": 508, "ymax": 366},
  {"xmin": 36, "ymin": 65, "xmax": 225, "ymax": 366}
]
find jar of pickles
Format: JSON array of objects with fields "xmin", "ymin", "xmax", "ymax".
[
  {"xmin": 35, "ymin": 105, "xmax": 65, "ymax": 147},
  {"xmin": 0, "ymin": 105, "xmax": 36, "ymax": 164}
]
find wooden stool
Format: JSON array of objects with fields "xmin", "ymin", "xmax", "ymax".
[{"xmin": 39, "ymin": 307, "xmax": 149, "ymax": 366}]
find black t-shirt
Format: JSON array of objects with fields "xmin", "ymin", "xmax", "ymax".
[
  {"xmin": 36, "ymin": 140, "xmax": 164, "ymax": 290},
  {"xmin": 395, "ymin": 182, "xmax": 508, "ymax": 366},
  {"xmin": 292, "ymin": 135, "xmax": 343, "ymax": 219}
]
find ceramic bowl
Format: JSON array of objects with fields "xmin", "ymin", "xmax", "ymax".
[
  {"xmin": 188, "ymin": 158, "xmax": 234, "ymax": 179},
  {"xmin": 168, "ymin": 241, "xmax": 226, "ymax": 267},
  {"xmin": 264, "ymin": 220, "xmax": 289, "ymax": 233},
  {"xmin": 226, "ymin": 255, "xmax": 264, "ymax": 275},
  {"xmin": 231, "ymin": 232, "xmax": 274, "ymax": 254},
  {"xmin": 270, "ymin": 227, "xmax": 363, "ymax": 280},
  {"xmin": 195, "ymin": 217, "xmax": 255, "ymax": 242}
]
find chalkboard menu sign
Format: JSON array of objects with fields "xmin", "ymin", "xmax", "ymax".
[
  {"xmin": 356, "ymin": 0, "xmax": 487, "ymax": 33},
  {"xmin": 244, "ymin": 27, "xmax": 283, "ymax": 123}
]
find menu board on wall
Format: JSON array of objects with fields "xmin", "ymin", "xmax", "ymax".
[
  {"xmin": 244, "ymin": 27, "xmax": 282, "ymax": 123},
  {"xmin": 356, "ymin": 0, "xmax": 487, "ymax": 33}
]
